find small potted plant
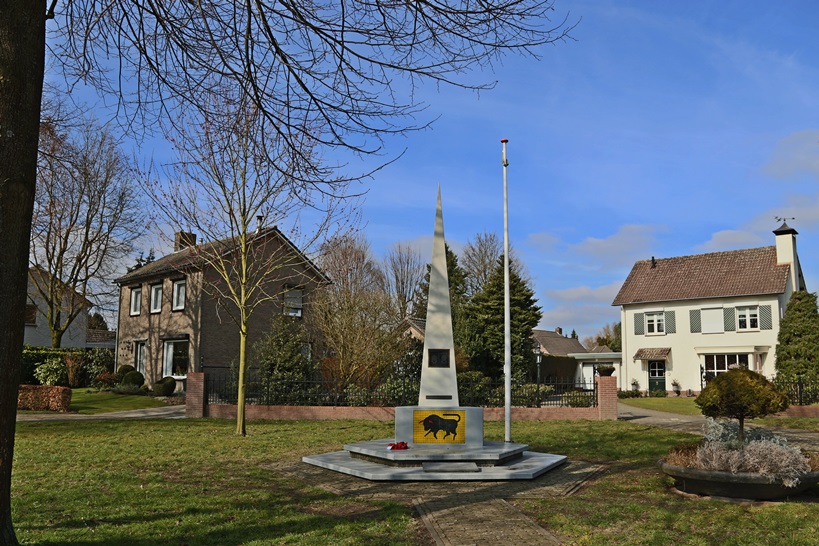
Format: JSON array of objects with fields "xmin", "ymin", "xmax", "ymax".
[
  {"xmin": 631, "ymin": 378, "xmax": 640, "ymax": 392},
  {"xmin": 671, "ymin": 379, "xmax": 681, "ymax": 396},
  {"xmin": 596, "ymin": 365, "xmax": 615, "ymax": 376}
]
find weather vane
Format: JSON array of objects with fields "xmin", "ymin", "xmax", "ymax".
[{"xmin": 775, "ymin": 216, "xmax": 795, "ymax": 223}]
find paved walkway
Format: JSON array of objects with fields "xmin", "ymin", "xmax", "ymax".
[
  {"xmin": 16, "ymin": 405, "xmax": 186, "ymax": 421},
  {"xmin": 617, "ymin": 402, "xmax": 819, "ymax": 450}
]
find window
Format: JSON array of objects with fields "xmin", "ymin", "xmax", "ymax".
[
  {"xmin": 129, "ymin": 287, "xmax": 142, "ymax": 316},
  {"xmin": 645, "ymin": 312, "xmax": 665, "ymax": 335},
  {"xmin": 134, "ymin": 341, "xmax": 146, "ymax": 374},
  {"xmin": 150, "ymin": 284, "xmax": 163, "ymax": 313},
  {"xmin": 172, "ymin": 280, "xmax": 186, "ymax": 311},
  {"xmin": 283, "ymin": 288, "xmax": 303, "ymax": 317},
  {"xmin": 737, "ymin": 306, "xmax": 759, "ymax": 331},
  {"xmin": 704, "ymin": 354, "xmax": 749, "ymax": 381},
  {"xmin": 163, "ymin": 340, "xmax": 190, "ymax": 377},
  {"xmin": 24, "ymin": 304, "xmax": 37, "ymax": 326}
]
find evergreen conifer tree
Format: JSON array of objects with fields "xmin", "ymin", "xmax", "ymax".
[{"xmin": 775, "ymin": 291, "xmax": 819, "ymax": 379}]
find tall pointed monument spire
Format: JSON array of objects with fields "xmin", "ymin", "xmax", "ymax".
[{"xmin": 418, "ymin": 186, "xmax": 459, "ymax": 407}]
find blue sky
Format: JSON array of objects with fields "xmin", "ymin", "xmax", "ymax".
[{"xmin": 343, "ymin": 0, "xmax": 819, "ymax": 340}]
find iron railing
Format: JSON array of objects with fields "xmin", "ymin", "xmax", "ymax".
[
  {"xmin": 205, "ymin": 375, "xmax": 597, "ymax": 408},
  {"xmin": 773, "ymin": 375, "xmax": 819, "ymax": 406}
]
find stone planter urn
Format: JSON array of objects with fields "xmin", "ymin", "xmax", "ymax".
[
  {"xmin": 659, "ymin": 461, "xmax": 819, "ymax": 501},
  {"xmin": 597, "ymin": 366, "xmax": 615, "ymax": 377}
]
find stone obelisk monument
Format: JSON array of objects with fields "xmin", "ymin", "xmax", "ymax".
[{"xmin": 394, "ymin": 187, "xmax": 484, "ymax": 447}]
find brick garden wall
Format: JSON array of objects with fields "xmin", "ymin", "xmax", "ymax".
[{"xmin": 186, "ymin": 373, "xmax": 619, "ymax": 422}]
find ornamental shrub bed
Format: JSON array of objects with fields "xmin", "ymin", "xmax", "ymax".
[{"xmin": 18, "ymin": 385, "xmax": 71, "ymax": 412}]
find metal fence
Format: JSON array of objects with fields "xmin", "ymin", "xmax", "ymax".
[
  {"xmin": 205, "ymin": 375, "xmax": 597, "ymax": 408},
  {"xmin": 773, "ymin": 376, "xmax": 819, "ymax": 406}
]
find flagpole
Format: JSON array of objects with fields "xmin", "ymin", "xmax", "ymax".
[{"xmin": 501, "ymin": 138, "xmax": 512, "ymax": 443}]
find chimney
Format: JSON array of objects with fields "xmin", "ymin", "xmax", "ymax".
[
  {"xmin": 773, "ymin": 221, "xmax": 801, "ymax": 289},
  {"xmin": 256, "ymin": 215, "xmax": 263, "ymax": 235},
  {"xmin": 555, "ymin": 326, "xmax": 562, "ymax": 336},
  {"xmin": 651, "ymin": 256, "xmax": 656, "ymax": 268},
  {"xmin": 174, "ymin": 231, "xmax": 197, "ymax": 251}
]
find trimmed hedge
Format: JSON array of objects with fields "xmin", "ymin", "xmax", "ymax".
[
  {"xmin": 18, "ymin": 385, "xmax": 72, "ymax": 412},
  {"xmin": 122, "ymin": 370, "xmax": 145, "ymax": 387},
  {"xmin": 152, "ymin": 376, "xmax": 177, "ymax": 396}
]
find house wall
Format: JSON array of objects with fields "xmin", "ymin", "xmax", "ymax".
[
  {"xmin": 620, "ymin": 294, "xmax": 785, "ymax": 393},
  {"xmin": 116, "ymin": 270, "xmax": 203, "ymax": 384},
  {"xmin": 198, "ymin": 259, "xmax": 322, "ymax": 379},
  {"xmin": 25, "ymin": 286, "xmax": 88, "ymax": 348}
]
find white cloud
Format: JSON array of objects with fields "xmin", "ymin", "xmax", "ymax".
[
  {"xmin": 538, "ymin": 302, "xmax": 620, "ymax": 339},
  {"xmin": 763, "ymin": 130, "xmax": 819, "ymax": 179},
  {"xmin": 695, "ymin": 230, "xmax": 766, "ymax": 252},
  {"xmin": 569, "ymin": 224, "xmax": 662, "ymax": 269},
  {"xmin": 527, "ymin": 232, "xmax": 560, "ymax": 252},
  {"xmin": 545, "ymin": 281, "xmax": 623, "ymax": 304}
]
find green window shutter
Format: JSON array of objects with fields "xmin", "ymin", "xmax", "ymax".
[
  {"xmin": 723, "ymin": 307, "xmax": 736, "ymax": 332},
  {"xmin": 690, "ymin": 309, "xmax": 701, "ymax": 333},
  {"xmin": 665, "ymin": 311, "xmax": 676, "ymax": 334},
  {"xmin": 759, "ymin": 305, "xmax": 773, "ymax": 330},
  {"xmin": 634, "ymin": 312, "xmax": 644, "ymax": 336}
]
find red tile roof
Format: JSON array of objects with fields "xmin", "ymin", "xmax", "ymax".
[
  {"xmin": 532, "ymin": 329, "xmax": 587, "ymax": 356},
  {"xmin": 612, "ymin": 246, "xmax": 789, "ymax": 306}
]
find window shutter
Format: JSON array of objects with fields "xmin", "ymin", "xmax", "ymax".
[
  {"xmin": 634, "ymin": 312, "xmax": 644, "ymax": 335},
  {"xmin": 759, "ymin": 305, "xmax": 773, "ymax": 330},
  {"xmin": 690, "ymin": 309, "xmax": 701, "ymax": 333},
  {"xmin": 665, "ymin": 311, "xmax": 676, "ymax": 334},
  {"xmin": 723, "ymin": 307, "xmax": 736, "ymax": 332}
]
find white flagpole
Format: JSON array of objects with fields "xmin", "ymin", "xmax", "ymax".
[{"xmin": 501, "ymin": 138, "xmax": 512, "ymax": 443}]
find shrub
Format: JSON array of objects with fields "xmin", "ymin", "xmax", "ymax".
[
  {"xmin": 648, "ymin": 389, "xmax": 669, "ymax": 398},
  {"xmin": 22, "ymin": 346, "xmax": 82, "ymax": 385},
  {"xmin": 64, "ymin": 352, "xmax": 85, "ymax": 388},
  {"xmin": 85, "ymin": 348, "xmax": 115, "ymax": 382},
  {"xmin": 458, "ymin": 371, "xmax": 492, "ymax": 406},
  {"xmin": 343, "ymin": 384, "xmax": 370, "ymax": 406},
  {"xmin": 112, "ymin": 384, "xmax": 145, "ymax": 395},
  {"xmin": 152, "ymin": 376, "xmax": 177, "ymax": 397},
  {"xmin": 115, "ymin": 365, "xmax": 136, "ymax": 383},
  {"xmin": 121, "ymin": 370, "xmax": 145, "ymax": 387},
  {"xmin": 514, "ymin": 383, "xmax": 555, "ymax": 407},
  {"xmin": 696, "ymin": 368, "xmax": 788, "ymax": 442},
  {"xmin": 92, "ymin": 371, "xmax": 118, "ymax": 391},
  {"xmin": 560, "ymin": 390, "xmax": 595, "ymax": 407},
  {"xmin": 33, "ymin": 357, "xmax": 69, "ymax": 387},
  {"xmin": 617, "ymin": 389, "xmax": 641, "ymax": 399},
  {"xmin": 18, "ymin": 385, "xmax": 72, "ymax": 412}
]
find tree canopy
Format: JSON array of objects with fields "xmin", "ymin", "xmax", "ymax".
[{"xmin": 695, "ymin": 368, "xmax": 788, "ymax": 443}]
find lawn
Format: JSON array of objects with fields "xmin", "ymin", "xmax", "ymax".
[
  {"xmin": 618, "ymin": 396, "xmax": 701, "ymax": 415},
  {"xmin": 68, "ymin": 389, "xmax": 170, "ymax": 414},
  {"xmin": 12, "ymin": 418, "xmax": 819, "ymax": 545}
]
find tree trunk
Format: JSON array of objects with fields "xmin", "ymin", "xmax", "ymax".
[
  {"xmin": 235, "ymin": 327, "xmax": 247, "ymax": 436},
  {"xmin": 0, "ymin": 2, "xmax": 46, "ymax": 544}
]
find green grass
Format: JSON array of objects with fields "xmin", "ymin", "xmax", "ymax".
[
  {"xmin": 68, "ymin": 389, "xmax": 169, "ymax": 414},
  {"xmin": 11, "ymin": 418, "xmax": 819, "ymax": 545},
  {"xmin": 619, "ymin": 396, "xmax": 702, "ymax": 416}
]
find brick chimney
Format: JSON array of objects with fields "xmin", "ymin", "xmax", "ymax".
[
  {"xmin": 555, "ymin": 326, "xmax": 562, "ymax": 336},
  {"xmin": 174, "ymin": 231, "xmax": 197, "ymax": 251}
]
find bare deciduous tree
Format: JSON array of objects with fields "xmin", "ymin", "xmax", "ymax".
[
  {"xmin": 461, "ymin": 231, "xmax": 503, "ymax": 297},
  {"xmin": 149, "ymin": 94, "xmax": 347, "ymax": 436},
  {"xmin": 3, "ymin": 1, "xmax": 573, "ymax": 540},
  {"xmin": 31, "ymin": 111, "xmax": 143, "ymax": 347},
  {"xmin": 383, "ymin": 242, "xmax": 424, "ymax": 321},
  {"xmin": 313, "ymin": 234, "xmax": 406, "ymax": 392}
]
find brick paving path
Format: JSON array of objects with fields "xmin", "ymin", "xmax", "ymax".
[{"xmin": 274, "ymin": 460, "xmax": 605, "ymax": 545}]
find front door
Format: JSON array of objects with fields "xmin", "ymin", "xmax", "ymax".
[{"xmin": 648, "ymin": 360, "xmax": 666, "ymax": 392}]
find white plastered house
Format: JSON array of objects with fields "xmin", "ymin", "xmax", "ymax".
[{"xmin": 612, "ymin": 223, "xmax": 806, "ymax": 394}]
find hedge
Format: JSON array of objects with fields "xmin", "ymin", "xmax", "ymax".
[{"xmin": 18, "ymin": 385, "xmax": 72, "ymax": 412}]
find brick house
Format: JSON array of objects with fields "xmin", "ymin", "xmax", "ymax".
[
  {"xmin": 612, "ymin": 222, "xmax": 806, "ymax": 394},
  {"xmin": 114, "ymin": 228, "xmax": 328, "ymax": 387}
]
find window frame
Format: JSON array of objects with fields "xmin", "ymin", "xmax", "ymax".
[
  {"xmin": 134, "ymin": 341, "xmax": 146, "ymax": 374},
  {"xmin": 163, "ymin": 339, "xmax": 190, "ymax": 378},
  {"xmin": 24, "ymin": 304, "xmax": 37, "ymax": 326},
  {"xmin": 172, "ymin": 279, "xmax": 186, "ymax": 311},
  {"xmin": 150, "ymin": 283, "xmax": 163, "ymax": 314},
  {"xmin": 737, "ymin": 306, "xmax": 760, "ymax": 331},
  {"xmin": 645, "ymin": 311, "xmax": 665, "ymax": 335},
  {"xmin": 129, "ymin": 286, "xmax": 142, "ymax": 316},
  {"xmin": 283, "ymin": 287, "xmax": 304, "ymax": 318},
  {"xmin": 704, "ymin": 353, "xmax": 750, "ymax": 381}
]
